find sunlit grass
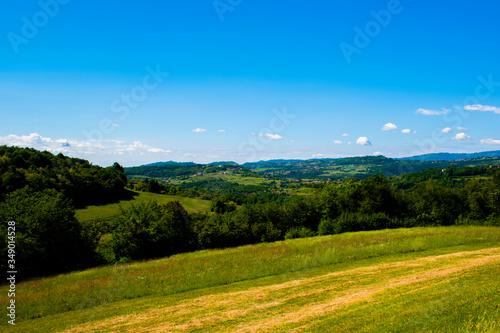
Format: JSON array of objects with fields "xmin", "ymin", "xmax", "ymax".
[
  {"xmin": 1, "ymin": 226, "xmax": 499, "ymax": 332},
  {"xmin": 75, "ymin": 190, "xmax": 210, "ymax": 222}
]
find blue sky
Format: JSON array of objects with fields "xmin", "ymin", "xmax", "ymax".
[{"xmin": 1, "ymin": 0, "xmax": 499, "ymax": 166}]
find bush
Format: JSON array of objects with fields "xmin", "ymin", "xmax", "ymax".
[
  {"xmin": 284, "ymin": 227, "xmax": 316, "ymax": 240},
  {"xmin": 111, "ymin": 201, "xmax": 193, "ymax": 261},
  {"xmin": 318, "ymin": 218, "xmax": 341, "ymax": 236}
]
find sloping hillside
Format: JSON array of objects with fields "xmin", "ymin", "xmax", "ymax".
[{"xmin": 1, "ymin": 226, "xmax": 499, "ymax": 332}]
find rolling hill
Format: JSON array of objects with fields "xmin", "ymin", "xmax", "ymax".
[
  {"xmin": 126, "ymin": 150, "xmax": 500, "ymax": 182},
  {"xmin": 2, "ymin": 226, "xmax": 499, "ymax": 332},
  {"xmin": 400, "ymin": 150, "xmax": 500, "ymax": 161}
]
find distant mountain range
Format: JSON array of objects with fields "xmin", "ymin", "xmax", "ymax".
[
  {"xmin": 143, "ymin": 161, "xmax": 198, "ymax": 167},
  {"xmin": 137, "ymin": 150, "xmax": 500, "ymax": 168},
  {"xmin": 399, "ymin": 150, "xmax": 500, "ymax": 162}
]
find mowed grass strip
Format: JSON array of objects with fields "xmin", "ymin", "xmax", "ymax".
[
  {"xmin": 75, "ymin": 190, "xmax": 211, "ymax": 222},
  {"xmin": 45, "ymin": 248, "xmax": 500, "ymax": 332},
  {"xmin": 1, "ymin": 226, "xmax": 500, "ymax": 332}
]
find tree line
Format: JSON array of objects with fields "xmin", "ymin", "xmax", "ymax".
[
  {"xmin": 1, "ymin": 146, "xmax": 499, "ymax": 281},
  {"xmin": 81, "ymin": 171, "xmax": 500, "ymax": 268}
]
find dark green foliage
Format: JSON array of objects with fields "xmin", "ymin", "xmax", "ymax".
[
  {"xmin": 111, "ymin": 201, "xmax": 193, "ymax": 261},
  {"xmin": 80, "ymin": 218, "xmax": 115, "ymax": 264},
  {"xmin": 410, "ymin": 180, "xmax": 463, "ymax": 226},
  {"xmin": 284, "ymin": 227, "xmax": 316, "ymax": 240},
  {"xmin": 0, "ymin": 188, "xmax": 91, "ymax": 279},
  {"xmin": 0, "ymin": 146, "xmax": 127, "ymax": 207},
  {"xmin": 210, "ymin": 196, "xmax": 237, "ymax": 214},
  {"xmin": 193, "ymin": 212, "xmax": 244, "ymax": 249},
  {"xmin": 284, "ymin": 196, "xmax": 323, "ymax": 231}
]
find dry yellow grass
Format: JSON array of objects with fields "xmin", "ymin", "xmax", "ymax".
[{"xmin": 63, "ymin": 247, "xmax": 500, "ymax": 332}]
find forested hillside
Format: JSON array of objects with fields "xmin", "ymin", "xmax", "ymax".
[
  {"xmin": 0, "ymin": 146, "xmax": 127, "ymax": 206},
  {"xmin": 0, "ymin": 146, "xmax": 128, "ymax": 279}
]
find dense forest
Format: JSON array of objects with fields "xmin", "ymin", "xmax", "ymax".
[
  {"xmin": 0, "ymin": 146, "xmax": 127, "ymax": 206},
  {"xmin": 0, "ymin": 146, "xmax": 128, "ymax": 279},
  {"xmin": 1, "ymin": 146, "xmax": 499, "ymax": 281}
]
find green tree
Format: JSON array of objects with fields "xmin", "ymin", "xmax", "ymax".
[
  {"xmin": 410, "ymin": 180, "xmax": 463, "ymax": 226},
  {"xmin": 0, "ymin": 187, "xmax": 89, "ymax": 279},
  {"xmin": 112, "ymin": 201, "xmax": 193, "ymax": 261}
]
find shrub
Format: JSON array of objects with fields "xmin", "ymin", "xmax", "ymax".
[
  {"xmin": 284, "ymin": 227, "xmax": 316, "ymax": 240},
  {"xmin": 112, "ymin": 201, "xmax": 193, "ymax": 261}
]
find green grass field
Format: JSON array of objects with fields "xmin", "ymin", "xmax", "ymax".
[
  {"xmin": 75, "ymin": 190, "xmax": 210, "ymax": 222},
  {"xmin": 2, "ymin": 226, "xmax": 499, "ymax": 332},
  {"xmin": 167, "ymin": 172, "xmax": 274, "ymax": 187}
]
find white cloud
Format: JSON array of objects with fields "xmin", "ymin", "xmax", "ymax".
[
  {"xmin": 464, "ymin": 105, "xmax": 500, "ymax": 114},
  {"xmin": 452, "ymin": 133, "xmax": 471, "ymax": 141},
  {"xmin": 217, "ymin": 129, "xmax": 226, "ymax": 133},
  {"xmin": 312, "ymin": 154, "xmax": 325, "ymax": 158},
  {"xmin": 192, "ymin": 128, "xmax": 207, "ymax": 133},
  {"xmin": 289, "ymin": 140, "xmax": 295, "ymax": 143},
  {"xmin": 0, "ymin": 133, "xmax": 172, "ymax": 160},
  {"xmin": 480, "ymin": 138, "xmax": 500, "ymax": 145},
  {"xmin": 457, "ymin": 127, "xmax": 469, "ymax": 131},
  {"xmin": 342, "ymin": 133, "xmax": 350, "ymax": 137},
  {"xmin": 373, "ymin": 151, "xmax": 383, "ymax": 156},
  {"xmin": 416, "ymin": 108, "xmax": 450, "ymax": 115},
  {"xmin": 347, "ymin": 142, "xmax": 352, "ymax": 145},
  {"xmin": 381, "ymin": 123, "xmax": 398, "ymax": 131},
  {"xmin": 333, "ymin": 140, "xmax": 343, "ymax": 145},
  {"xmin": 112, "ymin": 124, "xmax": 120, "ymax": 127},
  {"xmin": 442, "ymin": 127, "xmax": 452, "ymax": 133},
  {"xmin": 401, "ymin": 129, "xmax": 411, "ymax": 134},
  {"xmin": 356, "ymin": 137, "xmax": 372, "ymax": 146},
  {"xmin": 259, "ymin": 133, "xmax": 283, "ymax": 140}
]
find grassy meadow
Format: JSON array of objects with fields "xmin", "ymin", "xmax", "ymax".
[
  {"xmin": 75, "ymin": 190, "xmax": 211, "ymax": 222},
  {"xmin": 1, "ymin": 226, "xmax": 500, "ymax": 332},
  {"xmin": 166, "ymin": 172, "xmax": 272, "ymax": 187}
]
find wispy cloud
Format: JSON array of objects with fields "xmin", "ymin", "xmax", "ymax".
[
  {"xmin": 401, "ymin": 129, "xmax": 411, "ymax": 134},
  {"xmin": 192, "ymin": 128, "xmax": 207, "ymax": 133},
  {"xmin": 452, "ymin": 133, "xmax": 471, "ymax": 141},
  {"xmin": 0, "ymin": 133, "xmax": 172, "ymax": 158},
  {"xmin": 381, "ymin": 123, "xmax": 398, "ymax": 131},
  {"xmin": 480, "ymin": 138, "xmax": 500, "ymax": 145},
  {"xmin": 356, "ymin": 136, "xmax": 371, "ymax": 146},
  {"xmin": 416, "ymin": 108, "xmax": 450, "ymax": 115},
  {"xmin": 333, "ymin": 140, "xmax": 343, "ymax": 145},
  {"xmin": 217, "ymin": 129, "xmax": 226, "ymax": 133},
  {"xmin": 457, "ymin": 127, "xmax": 469, "ymax": 131},
  {"xmin": 259, "ymin": 133, "xmax": 283, "ymax": 140},
  {"xmin": 442, "ymin": 127, "xmax": 452, "ymax": 133},
  {"xmin": 464, "ymin": 105, "xmax": 500, "ymax": 114},
  {"xmin": 342, "ymin": 133, "xmax": 350, "ymax": 137}
]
